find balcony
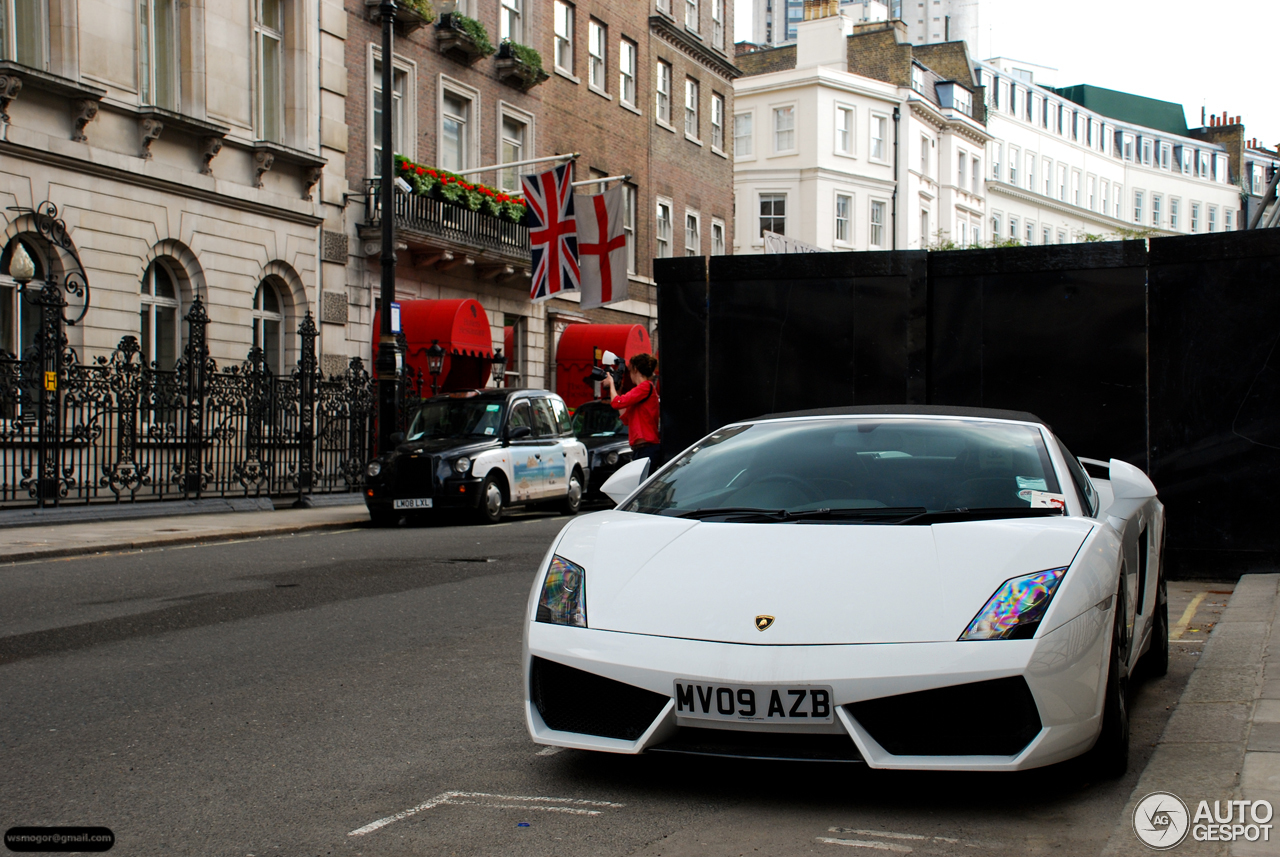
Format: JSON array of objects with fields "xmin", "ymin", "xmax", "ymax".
[{"xmin": 361, "ymin": 182, "xmax": 531, "ymax": 274}]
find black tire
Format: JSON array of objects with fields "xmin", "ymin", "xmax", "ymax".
[
  {"xmin": 560, "ymin": 468, "xmax": 584, "ymax": 516},
  {"xmin": 1085, "ymin": 584, "xmax": 1130, "ymax": 779},
  {"xmin": 1143, "ymin": 574, "xmax": 1170, "ymax": 678},
  {"xmin": 476, "ymin": 473, "xmax": 505, "ymax": 524},
  {"xmin": 368, "ymin": 507, "xmax": 399, "ymax": 528}
]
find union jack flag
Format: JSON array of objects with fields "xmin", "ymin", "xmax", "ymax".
[{"xmin": 523, "ymin": 163, "xmax": 579, "ymax": 302}]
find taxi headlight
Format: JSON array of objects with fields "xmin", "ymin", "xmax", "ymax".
[
  {"xmin": 605, "ymin": 451, "xmax": 619, "ymax": 466},
  {"xmin": 960, "ymin": 567, "xmax": 1069, "ymax": 640},
  {"xmin": 366, "ymin": 461, "xmax": 382, "ymax": 478},
  {"xmin": 453, "ymin": 456, "xmax": 471, "ymax": 474},
  {"xmin": 536, "ymin": 555, "xmax": 587, "ymax": 628}
]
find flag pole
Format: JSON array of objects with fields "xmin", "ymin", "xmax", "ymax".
[
  {"xmin": 571, "ymin": 174, "xmax": 631, "ymax": 188},
  {"xmin": 453, "ymin": 152, "xmax": 579, "ymax": 178}
]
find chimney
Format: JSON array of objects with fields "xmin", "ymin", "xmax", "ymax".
[
  {"xmin": 803, "ymin": 0, "xmax": 840, "ymax": 20},
  {"xmin": 1222, "ymin": 111, "xmax": 1228, "ymax": 125}
]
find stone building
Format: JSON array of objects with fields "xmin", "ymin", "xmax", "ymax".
[
  {"xmin": 337, "ymin": 0, "xmax": 738, "ymax": 391},
  {"xmin": 0, "ymin": 0, "xmax": 338, "ymax": 373}
]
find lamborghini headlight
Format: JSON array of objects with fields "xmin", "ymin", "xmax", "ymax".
[
  {"xmin": 536, "ymin": 555, "xmax": 587, "ymax": 627},
  {"xmin": 959, "ymin": 567, "xmax": 1069, "ymax": 641}
]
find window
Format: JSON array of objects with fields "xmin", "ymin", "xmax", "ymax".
[
  {"xmin": 1, "ymin": 0, "xmax": 47, "ymax": 68},
  {"xmin": 1133, "ymin": 190, "xmax": 1143, "ymax": 224},
  {"xmin": 1159, "ymin": 143, "xmax": 1170, "ymax": 170},
  {"xmin": 1072, "ymin": 170, "xmax": 1080, "ymax": 206},
  {"xmin": 657, "ymin": 0, "xmax": 670, "ymax": 13},
  {"xmin": 711, "ymin": 92, "xmax": 724, "ymax": 151},
  {"xmin": 1100, "ymin": 179, "xmax": 1109, "ymax": 212},
  {"xmin": 588, "ymin": 19, "xmax": 605, "ymax": 91},
  {"xmin": 500, "ymin": 0, "xmax": 521, "ymax": 42},
  {"xmin": 971, "ymin": 156, "xmax": 980, "ymax": 194},
  {"xmin": 1057, "ymin": 230, "xmax": 1066, "ymax": 244},
  {"xmin": 956, "ymin": 150, "xmax": 965, "ymax": 188},
  {"xmin": 836, "ymin": 105, "xmax": 854, "ymax": 155},
  {"xmin": 1009, "ymin": 215, "xmax": 1018, "ymax": 240},
  {"xmin": 622, "ymin": 184, "xmax": 636, "ymax": 272},
  {"xmin": 870, "ymin": 200, "xmax": 886, "ymax": 248},
  {"xmin": 734, "ymin": 112, "xmax": 752, "ymax": 156},
  {"xmin": 440, "ymin": 91, "xmax": 471, "ymax": 172},
  {"xmin": 835, "ymin": 193, "xmax": 852, "ymax": 243},
  {"xmin": 685, "ymin": 0, "xmax": 698, "ymax": 31},
  {"xmin": 712, "ymin": 0, "xmax": 724, "ymax": 49},
  {"xmin": 685, "ymin": 211, "xmax": 700, "ymax": 255},
  {"xmin": 1114, "ymin": 184, "xmax": 1122, "ymax": 219},
  {"xmin": 371, "ymin": 57, "xmax": 408, "ymax": 172},
  {"xmin": 553, "ymin": 1, "xmax": 573, "ymax": 73},
  {"xmin": 991, "ymin": 143, "xmax": 1001, "ymax": 181},
  {"xmin": 499, "ymin": 115, "xmax": 527, "ymax": 192},
  {"xmin": 1123, "ymin": 135, "xmax": 1134, "ymax": 161},
  {"xmin": 1141, "ymin": 138, "xmax": 1152, "ymax": 166},
  {"xmin": 1008, "ymin": 145, "xmax": 1019, "ymax": 185},
  {"xmin": 139, "ymin": 0, "xmax": 178, "ymax": 110},
  {"xmin": 911, "ymin": 64, "xmax": 924, "ymax": 94},
  {"xmin": 656, "ymin": 200, "xmax": 672, "ymax": 256},
  {"xmin": 920, "ymin": 135, "xmax": 930, "ymax": 176},
  {"xmin": 655, "ymin": 60, "xmax": 671, "ymax": 124},
  {"xmin": 1042, "ymin": 225, "xmax": 1050, "ymax": 245},
  {"xmin": 619, "ymin": 39, "xmax": 636, "ymax": 107},
  {"xmin": 921, "ymin": 210, "xmax": 930, "ymax": 244},
  {"xmin": 990, "ymin": 213, "xmax": 1000, "ymax": 238},
  {"xmin": 760, "ymin": 193, "xmax": 785, "ymax": 235},
  {"xmin": 1152, "ymin": 194, "xmax": 1161, "ymax": 227},
  {"xmin": 1198, "ymin": 151, "xmax": 1210, "ymax": 177},
  {"xmin": 712, "ymin": 219, "xmax": 725, "ymax": 255},
  {"xmin": 1226, "ymin": 209, "xmax": 1234, "ymax": 231},
  {"xmin": 1025, "ymin": 220, "xmax": 1034, "ymax": 244},
  {"xmin": 1043, "ymin": 158, "xmax": 1052, "ymax": 195},
  {"xmin": 1190, "ymin": 203, "xmax": 1200, "ymax": 233},
  {"xmin": 1208, "ymin": 206, "xmax": 1217, "ymax": 232},
  {"xmin": 252, "ymin": 279, "xmax": 285, "ymax": 374},
  {"xmin": 1024, "ymin": 151, "xmax": 1033, "ymax": 191},
  {"xmin": 871, "ymin": 115, "xmax": 886, "ymax": 161},
  {"xmin": 684, "ymin": 78, "xmax": 699, "ymax": 138},
  {"xmin": 1088, "ymin": 176, "xmax": 1096, "ymax": 211},
  {"xmin": 140, "ymin": 260, "xmax": 181, "ymax": 370},
  {"xmin": 774, "ymin": 106, "xmax": 795, "ymax": 152},
  {"xmin": 0, "ymin": 237, "xmax": 43, "ymax": 358},
  {"xmin": 1057, "ymin": 164, "xmax": 1066, "ymax": 201},
  {"xmin": 254, "ymin": 0, "xmax": 283, "ymax": 142},
  {"xmin": 1170, "ymin": 198, "xmax": 1179, "ymax": 230},
  {"xmin": 958, "ymin": 220, "xmax": 967, "ymax": 246}
]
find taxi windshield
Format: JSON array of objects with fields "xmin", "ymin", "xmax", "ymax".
[
  {"xmin": 406, "ymin": 399, "xmax": 504, "ymax": 440},
  {"xmin": 572, "ymin": 402, "xmax": 627, "ymax": 438}
]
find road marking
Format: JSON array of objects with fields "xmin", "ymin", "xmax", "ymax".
[
  {"xmin": 818, "ymin": 837, "xmax": 913, "ymax": 852},
  {"xmin": 537, "ymin": 746, "xmax": 565, "ymax": 756},
  {"xmin": 828, "ymin": 828, "xmax": 963, "ymax": 845},
  {"xmin": 1170, "ymin": 592, "xmax": 1209, "ymax": 640},
  {"xmin": 348, "ymin": 791, "xmax": 624, "ymax": 836}
]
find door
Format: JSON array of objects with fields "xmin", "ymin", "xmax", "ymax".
[
  {"xmin": 506, "ymin": 399, "xmax": 542, "ymax": 502},
  {"xmin": 530, "ymin": 397, "xmax": 565, "ymax": 498}
]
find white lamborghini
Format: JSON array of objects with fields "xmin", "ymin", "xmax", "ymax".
[{"xmin": 523, "ymin": 407, "xmax": 1166, "ymax": 774}]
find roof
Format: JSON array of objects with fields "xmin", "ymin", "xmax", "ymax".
[
  {"xmin": 1051, "ymin": 84, "xmax": 1189, "ymax": 137},
  {"xmin": 748, "ymin": 404, "xmax": 1048, "ymax": 425},
  {"xmin": 425, "ymin": 388, "xmax": 552, "ymax": 401}
]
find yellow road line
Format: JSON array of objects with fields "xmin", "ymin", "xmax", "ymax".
[{"xmin": 1170, "ymin": 592, "xmax": 1209, "ymax": 640}]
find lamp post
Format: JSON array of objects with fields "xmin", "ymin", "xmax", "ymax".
[
  {"xmin": 426, "ymin": 339, "xmax": 445, "ymax": 395},
  {"xmin": 374, "ymin": 0, "xmax": 399, "ymax": 454},
  {"xmin": 490, "ymin": 349, "xmax": 506, "ymax": 388}
]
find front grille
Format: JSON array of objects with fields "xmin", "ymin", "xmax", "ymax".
[
  {"xmin": 530, "ymin": 657, "xmax": 669, "ymax": 741},
  {"xmin": 650, "ymin": 727, "xmax": 864, "ymax": 763},
  {"xmin": 392, "ymin": 455, "xmax": 436, "ymax": 496},
  {"xmin": 846, "ymin": 676, "xmax": 1042, "ymax": 757}
]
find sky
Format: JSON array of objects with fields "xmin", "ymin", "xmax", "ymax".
[{"xmin": 733, "ymin": 0, "xmax": 1279, "ymax": 150}]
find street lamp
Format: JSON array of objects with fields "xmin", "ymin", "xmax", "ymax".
[
  {"xmin": 8, "ymin": 241, "xmax": 34, "ymax": 287},
  {"xmin": 374, "ymin": 0, "xmax": 400, "ymax": 454},
  {"xmin": 490, "ymin": 349, "xmax": 506, "ymax": 387},
  {"xmin": 426, "ymin": 339, "xmax": 445, "ymax": 395}
]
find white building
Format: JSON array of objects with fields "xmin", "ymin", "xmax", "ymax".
[
  {"xmin": 750, "ymin": 0, "xmax": 976, "ymax": 52},
  {"xmin": 734, "ymin": 14, "xmax": 990, "ymax": 253}
]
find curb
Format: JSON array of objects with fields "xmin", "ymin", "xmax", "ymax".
[
  {"xmin": 1100, "ymin": 574, "xmax": 1280, "ymax": 857},
  {"xmin": 0, "ymin": 516, "xmax": 371, "ymax": 565}
]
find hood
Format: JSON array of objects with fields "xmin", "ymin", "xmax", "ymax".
[
  {"xmin": 580, "ymin": 435, "xmax": 630, "ymax": 453},
  {"xmin": 392, "ymin": 437, "xmax": 500, "ymax": 458},
  {"xmin": 554, "ymin": 511, "xmax": 1094, "ymax": 645}
]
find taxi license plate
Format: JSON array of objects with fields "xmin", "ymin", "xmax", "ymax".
[
  {"xmin": 393, "ymin": 498, "xmax": 433, "ymax": 509},
  {"xmin": 674, "ymin": 680, "xmax": 834, "ymax": 724}
]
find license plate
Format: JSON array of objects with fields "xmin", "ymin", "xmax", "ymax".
[
  {"xmin": 393, "ymin": 498, "xmax": 433, "ymax": 509},
  {"xmin": 673, "ymin": 680, "xmax": 834, "ymax": 724}
]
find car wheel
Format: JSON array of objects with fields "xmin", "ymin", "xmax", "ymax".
[
  {"xmin": 476, "ymin": 473, "xmax": 505, "ymax": 524},
  {"xmin": 369, "ymin": 508, "xmax": 399, "ymax": 528},
  {"xmin": 560, "ymin": 468, "xmax": 584, "ymax": 516},
  {"xmin": 1143, "ymin": 574, "xmax": 1170, "ymax": 678},
  {"xmin": 1085, "ymin": 584, "xmax": 1130, "ymax": 779}
]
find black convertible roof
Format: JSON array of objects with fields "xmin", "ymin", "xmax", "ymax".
[{"xmin": 751, "ymin": 404, "xmax": 1048, "ymax": 426}]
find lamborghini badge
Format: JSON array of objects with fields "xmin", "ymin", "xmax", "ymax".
[{"xmin": 755, "ymin": 615, "xmax": 775, "ymax": 632}]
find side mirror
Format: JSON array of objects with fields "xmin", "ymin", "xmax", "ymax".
[
  {"xmin": 601, "ymin": 457, "xmax": 650, "ymax": 506},
  {"xmin": 1108, "ymin": 458, "xmax": 1157, "ymax": 501},
  {"xmin": 506, "ymin": 425, "xmax": 532, "ymax": 442},
  {"xmin": 390, "ymin": 432, "xmax": 405, "ymax": 445}
]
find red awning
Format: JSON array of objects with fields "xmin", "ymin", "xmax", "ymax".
[
  {"xmin": 554, "ymin": 323, "xmax": 652, "ymax": 410},
  {"xmin": 373, "ymin": 298, "xmax": 494, "ymax": 362}
]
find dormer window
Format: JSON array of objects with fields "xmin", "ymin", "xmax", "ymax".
[{"xmin": 911, "ymin": 64, "xmax": 925, "ymax": 95}]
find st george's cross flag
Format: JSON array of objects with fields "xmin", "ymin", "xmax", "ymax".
[
  {"xmin": 573, "ymin": 185, "xmax": 628, "ymax": 310},
  {"xmin": 523, "ymin": 163, "xmax": 579, "ymax": 302}
]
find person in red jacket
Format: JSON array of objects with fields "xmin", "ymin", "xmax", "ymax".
[{"xmin": 603, "ymin": 353, "xmax": 661, "ymax": 468}]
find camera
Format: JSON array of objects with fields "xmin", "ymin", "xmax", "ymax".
[{"xmin": 584, "ymin": 349, "xmax": 626, "ymax": 388}]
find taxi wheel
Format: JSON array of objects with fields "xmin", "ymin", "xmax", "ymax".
[
  {"xmin": 560, "ymin": 468, "xmax": 584, "ymax": 516},
  {"xmin": 476, "ymin": 473, "xmax": 505, "ymax": 524}
]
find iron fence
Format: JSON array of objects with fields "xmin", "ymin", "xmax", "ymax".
[{"xmin": 0, "ymin": 293, "xmax": 422, "ymax": 509}]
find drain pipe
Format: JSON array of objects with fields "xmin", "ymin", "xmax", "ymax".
[{"xmin": 892, "ymin": 106, "xmax": 900, "ymax": 250}]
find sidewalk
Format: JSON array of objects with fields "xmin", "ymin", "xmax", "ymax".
[
  {"xmin": 1103, "ymin": 574, "xmax": 1280, "ymax": 856},
  {"xmin": 0, "ymin": 500, "xmax": 371, "ymax": 564}
]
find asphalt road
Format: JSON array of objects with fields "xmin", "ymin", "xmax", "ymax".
[{"xmin": 0, "ymin": 512, "xmax": 1230, "ymax": 857}]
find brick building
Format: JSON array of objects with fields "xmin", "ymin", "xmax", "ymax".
[{"xmin": 335, "ymin": 0, "xmax": 739, "ymax": 390}]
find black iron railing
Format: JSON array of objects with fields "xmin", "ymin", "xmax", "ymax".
[{"xmin": 365, "ymin": 181, "xmax": 530, "ymax": 261}]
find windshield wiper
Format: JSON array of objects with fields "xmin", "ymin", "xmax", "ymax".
[
  {"xmin": 670, "ymin": 506, "xmax": 929, "ymax": 522},
  {"xmin": 670, "ymin": 506, "xmax": 787, "ymax": 520},
  {"xmin": 893, "ymin": 507, "xmax": 1065, "ymax": 525}
]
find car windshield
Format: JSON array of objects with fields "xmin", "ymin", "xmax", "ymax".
[
  {"xmin": 623, "ymin": 418, "xmax": 1064, "ymax": 520},
  {"xmin": 406, "ymin": 399, "xmax": 505, "ymax": 440},
  {"xmin": 573, "ymin": 403, "xmax": 627, "ymax": 438}
]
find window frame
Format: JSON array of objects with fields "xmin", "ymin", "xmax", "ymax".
[
  {"xmin": 369, "ymin": 47, "xmax": 417, "ymax": 178},
  {"xmin": 710, "ymin": 91, "xmax": 725, "ymax": 153},
  {"xmin": 869, "ymin": 199, "xmax": 886, "ymax": 249},
  {"xmin": 870, "ymin": 113, "xmax": 888, "ymax": 163},
  {"xmin": 772, "ymin": 104, "xmax": 796, "ymax": 154},
  {"xmin": 618, "ymin": 38, "xmax": 637, "ymax": 109},
  {"xmin": 497, "ymin": 101, "xmax": 534, "ymax": 192},
  {"xmin": 733, "ymin": 111, "xmax": 753, "ymax": 159},
  {"xmin": 587, "ymin": 18, "xmax": 606, "ymax": 93},
  {"xmin": 553, "ymin": 0, "xmax": 574, "ymax": 76},
  {"xmin": 835, "ymin": 103, "xmax": 855, "ymax": 157},
  {"xmin": 253, "ymin": 0, "xmax": 284, "ymax": 143},
  {"xmin": 500, "ymin": 0, "xmax": 521, "ymax": 43},
  {"xmin": 655, "ymin": 59, "xmax": 673, "ymax": 127},
  {"xmin": 438, "ymin": 76, "xmax": 480, "ymax": 174},
  {"xmin": 759, "ymin": 192, "xmax": 786, "ymax": 237},
  {"xmin": 656, "ymin": 197, "xmax": 673, "ymax": 258},
  {"xmin": 834, "ymin": 192, "xmax": 853, "ymax": 245},
  {"xmin": 139, "ymin": 0, "xmax": 179, "ymax": 111},
  {"xmin": 139, "ymin": 258, "xmax": 183, "ymax": 371},
  {"xmin": 684, "ymin": 209, "xmax": 700, "ymax": 256},
  {"xmin": 711, "ymin": 217, "xmax": 725, "ymax": 256},
  {"xmin": 684, "ymin": 77, "xmax": 700, "ymax": 141}
]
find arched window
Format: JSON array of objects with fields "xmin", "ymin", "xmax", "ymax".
[
  {"xmin": 0, "ymin": 236, "xmax": 46, "ymax": 358},
  {"xmin": 252, "ymin": 279, "xmax": 284, "ymax": 373},
  {"xmin": 140, "ymin": 260, "xmax": 182, "ymax": 369}
]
